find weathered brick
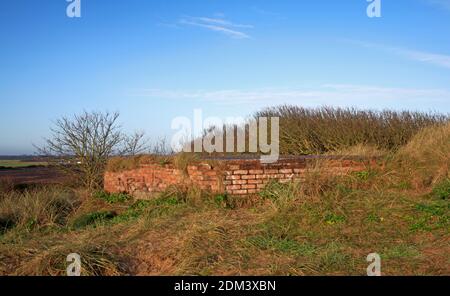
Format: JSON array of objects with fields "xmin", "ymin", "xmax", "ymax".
[
  {"xmin": 234, "ymin": 170, "xmax": 249, "ymax": 175},
  {"xmin": 204, "ymin": 171, "xmax": 217, "ymax": 176},
  {"xmin": 105, "ymin": 158, "xmax": 374, "ymax": 197},
  {"xmin": 249, "ymin": 169, "xmax": 264, "ymax": 174},
  {"xmin": 233, "ymin": 180, "xmax": 247, "ymax": 185},
  {"xmin": 226, "ymin": 185, "xmax": 241, "ymax": 190},
  {"xmin": 247, "ymin": 179, "xmax": 263, "ymax": 184}
]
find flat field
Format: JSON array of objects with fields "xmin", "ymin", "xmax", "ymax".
[{"xmin": 0, "ymin": 160, "xmax": 47, "ymax": 168}]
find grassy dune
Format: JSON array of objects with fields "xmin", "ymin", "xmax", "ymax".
[
  {"xmin": 1, "ymin": 122, "xmax": 449, "ymax": 275},
  {"xmin": 0, "ymin": 108, "xmax": 449, "ymax": 276}
]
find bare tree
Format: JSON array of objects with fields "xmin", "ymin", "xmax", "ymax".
[
  {"xmin": 149, "ymin": 137, "xmax": 173, "ymax": 156},
  {"xmin": 37, "ymin": 111, "xmax": 146, "ymax": 190},
  {"xmin": 120, "ymin": 131, "xmax": 149, "ymax": 156}
]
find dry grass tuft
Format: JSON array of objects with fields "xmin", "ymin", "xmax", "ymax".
[
  {"xmin": 106, "ymin": 155, "xmax": 165, "ymax": 172},
  {"xmin": 326, "ymin": 144, "xmax": 388, "ymax": 158},
  {"xmin": 106, "ymin": 153, "xmax": 202, "ymax": 173},
  {"xmin": 0, "ymin": 187, "xmax": 81, "ymax": 232},
  {"xmin": 1, "ymin": 113, "xmax": 449, "ymax": 276},
  {"xmin": 1, "ymin": 228, "xmax": 128, "ymax": 276},
  {"xmin": 395, "ymin": 122, "xmax": 450, "ymax": 187},
  {"xmin": 256, "ymin": 105, "xmax": 448, "ymax": 155},
  {"xmin": 172, "ymin": 153, "xmax": 200, "ymax": 173}
]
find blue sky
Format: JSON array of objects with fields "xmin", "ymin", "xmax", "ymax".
[{"xmin": 1, "ymin": 0, "xmax": 450, "ymax": 154}]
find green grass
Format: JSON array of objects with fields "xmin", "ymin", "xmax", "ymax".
[
  {"xmin": 0, "ymin": 160, "xmax": 47, "ymax": 168},
  {"xmin": 432, "ymin": 179, "xmax": 450, "ymax": 200},
  {"xmin": 381, "ymin": 245, "xmax": 420, "ymax": 260},
  {"xmin": 94, "ymin": 191, "xmax": 131, "ymax": 204},
  {"xmin": 1, "ymin": 180, "xmax": 449, "ymax": 275},
  {"xmin": 110, "ymin": 200, "xmax": 153, "ymax": 223},
  {"xmin": 324, "ymin": 213, "xmax": 346, "ymax": 225},
  {"xmin": 408, "ymin": 200, "xmax": 449, "ymax": 232},
  {"xmin": 248, "ymin": 235, "xmax": 317, "ymax": 256},
  {"xmin": 1, "ymin": 118, "xmax": 449, "ymax": 276},
  {"xmin": 71, "ymin": 211, "xmax": 117, "ymax": 229}
]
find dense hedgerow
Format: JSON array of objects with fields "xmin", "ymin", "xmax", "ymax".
[
  {"xmin": 255, "ymin": 105, "xmax": 449, "ymax": 155},
  {"xmin": 1, "ymin": 108, "xmax": 449, "ymax": 276}
]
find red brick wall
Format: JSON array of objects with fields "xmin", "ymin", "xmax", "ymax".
[
  {"xmin": 104, "ymin": 157, "xmax": 374, "ymax": 196},
  {"xmin": 104, "ymin": 162, "xmax": 222, "ymax": 194}
]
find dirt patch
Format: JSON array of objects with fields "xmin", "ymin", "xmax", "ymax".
[{"xmin": 0, "ymin": 167, "xmax": 68, "ymax": 186}]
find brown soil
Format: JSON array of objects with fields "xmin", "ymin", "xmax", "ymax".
[{"xmin": 0, "ymin": 167, "xmax": 67, "ymax": 185}]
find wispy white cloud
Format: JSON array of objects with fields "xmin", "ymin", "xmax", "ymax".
[
  {"xmin": 188, "ymin": 17, "xmax": 253, "ymax": 29},
  {"xmin": 399, "ymin": 49, "xmax": 450, "ymax": 68},
  {"xmin": 424, "ymin": 0, "xmax": 450, "ymax": 11},
  {"xmin": 348, "ymin": 40, "xmax": 450, "ymax": 69},
  {"xmin": 128, "ymin": 85, "xmax": 450, "ymax": 108},
  {"xmin": 179, "ymin": 16, "xmax": 253, "ymax": 39}
]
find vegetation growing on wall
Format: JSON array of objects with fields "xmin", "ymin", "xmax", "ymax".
[{"xmin": 1, "ymin": 120, "xmax": 449, "ymax": 275}]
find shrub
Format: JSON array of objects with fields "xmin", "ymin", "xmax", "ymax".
[
  {"xmin": 71, "ymin": 211, "xmax": 117, "ymax": 229},
  {"xmin": 37, "ymin": 111, "xmax": 148, "ymax": 189},
  {"xmin": 255, "ymin": 105, "xmax": 448, "ymax": 155},
  {"xmin": 94, "ymin": 191, "xmax": 130, "ymax": 204}
]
